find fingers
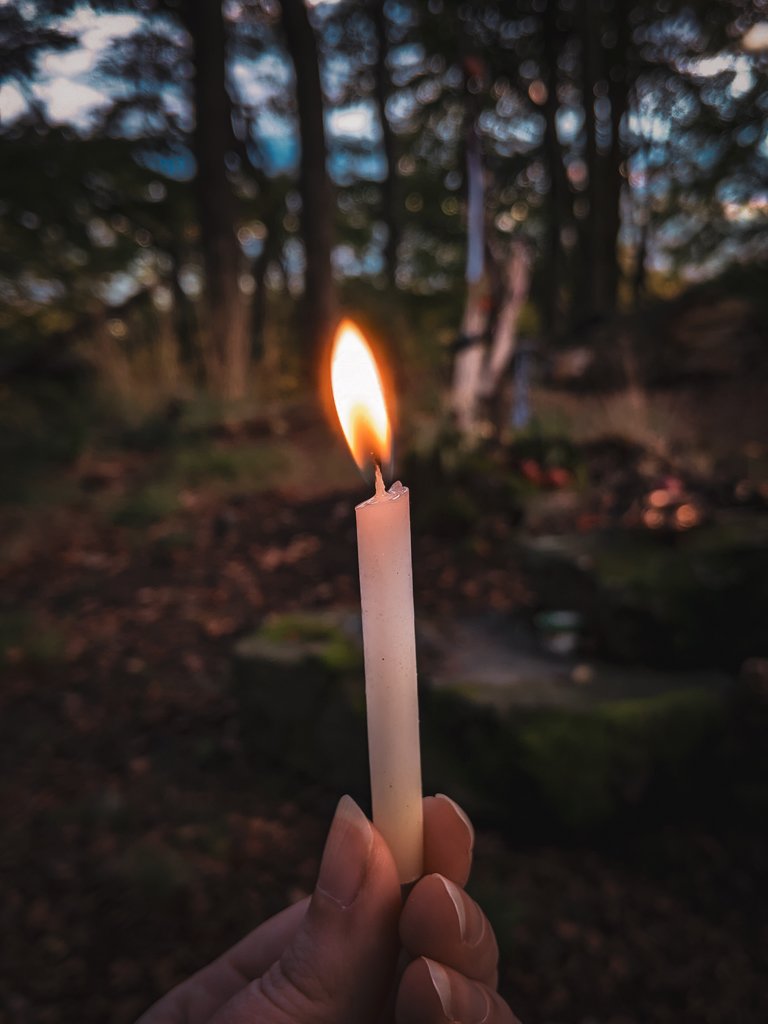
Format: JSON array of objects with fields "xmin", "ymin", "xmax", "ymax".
[
  {"xmin": 225, "ymin": 897, "xmax": 309, "ymax": 981},
  {"xmin": 400, "ymin": 873, "xmax": 499, "ymax": 987},
  {"xmin": 396, "ymin": 957, "xmax": 520, "ymax": 1024},
  {"xmin": 213, "ymin": 795, "xmax": 402, "ymax": 1023},
  {"xmin": 137, "ymin": 899, "xmax": 310, "ymax": 1024},
  {"xmin": 400, "ymin": 801, "xmax": 515, "ymax": 1024},
  {"xmin": 140, "ymin": 793, "xmax": 481, "ymax": 1024},
  {"xmin": 423, "ymin": 794, "xmax": 475, "ymax": 887}
]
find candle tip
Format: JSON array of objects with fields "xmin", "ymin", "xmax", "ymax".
[{"xmin": 374, "ymin": 462, "xmax": 386, "ymax": 498}]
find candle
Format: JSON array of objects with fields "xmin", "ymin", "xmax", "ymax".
[{"xmin": 330, "ymin": 320, "xmax": 424, "ymax": 884}]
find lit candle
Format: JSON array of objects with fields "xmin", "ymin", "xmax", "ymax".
[{"xmin": 330, "ymin": 320, "xmax": 423, "ymax": 884}]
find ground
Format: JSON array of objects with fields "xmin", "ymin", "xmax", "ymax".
[{"xmin": 1, "ymin": 408, "xmax": 767, "ymax": 1024}]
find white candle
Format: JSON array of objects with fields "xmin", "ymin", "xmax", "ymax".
[
  {"xmin": 330, "ymin": 320, "xmax": 424, "ymax": 884},
  {"xmin": 356, "ymin": 465, "xmax": 423, "ymax": 883}
]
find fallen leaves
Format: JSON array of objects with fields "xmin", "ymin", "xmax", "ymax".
[{"xmin": 1, "ymin": 478, "xmax": 766, "ymax": 1024}]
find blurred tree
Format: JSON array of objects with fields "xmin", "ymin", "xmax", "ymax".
[
  {"xmin": 587, "ymin": 0, "xmax": 631, "ymax": 321},
  {"xmin": 541, "ymin": 0, "xmax": 574, "ymax": 334},
  {"xmin": 2, "ymin": 0, "xmax": 767, "ymax": 405},
  {"xmin": 370, "ymin": 0, "xmax": 400, "ymax": 287},
  {"xmin": 183, "ymin": 0, "xmax": 251, "ymax": 399},
  {"xmin": 279, "ymin": 0, "xmax": 336, "ymax": 376}
]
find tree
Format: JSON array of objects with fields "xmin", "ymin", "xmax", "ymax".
[
  {"xmin": 370, "ymin": 0, "xmax": 399, "ymax": 287},
  {"xmin": 184, "ymin": 0, "xmax": 251, "ymax": 400},
  {"xmin": 541, "ymin": 0, "xmax": 575, "ymax": 334},
  {"xmin": 279, "ymin": 0, "xmax": 336, "ymax": 378}
]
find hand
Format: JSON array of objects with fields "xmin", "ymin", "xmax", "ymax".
[{"xmin": 138, "ymin": 794, "xmax": 520, "ymax": 1024}]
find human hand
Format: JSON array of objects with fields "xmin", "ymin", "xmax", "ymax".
[{"xmin": 138, "ymin": 794, "xmax": 519, "ymax": 1024}]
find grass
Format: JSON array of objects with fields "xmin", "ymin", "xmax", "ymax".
[
  {"xmin": 169, "ymin": 442, "xmax": 288, "ymax": 489},
  {"xmin": 109, "ymin": 438, "xmax": 292, "ymax": 528}
]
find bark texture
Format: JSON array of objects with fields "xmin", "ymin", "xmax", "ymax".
[
  {"xmin": 280, "ymin": 0, "xmax": 336, "ymax": 378},
  {"xmin": 186, "ymin": 0, "xmax": 250, "ymax": 399}
]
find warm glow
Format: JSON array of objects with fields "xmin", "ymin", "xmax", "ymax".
[
  {"xmin": 675, "ymin": 503, "xmax": 700, "ymax": 529},
  {"xmin": 330, "ymin": 320, "xmax": 392, "ymax": 471},
  {"xmin": 649, "ymin": 488, "xmax": 670, "ymax": 509}
]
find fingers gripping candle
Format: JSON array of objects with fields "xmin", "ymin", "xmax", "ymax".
[{"xmin": 330, "ymin": 320, "xmax": 423, "ymax": 884}]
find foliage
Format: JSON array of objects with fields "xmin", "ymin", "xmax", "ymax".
[
  {"xmin": 2, "ymin": 0, "xmax": 767, "ymax": 404},
  {"xmin": 0, "ymin": 377, "xmax": 94, "ymax": 500},
  {"xmin": 403, "ymin": 426, "xmax": 584, "ymax": 536},
  {"xmin": 591, "ymin": 534, "xmax": 768, "ymax": 670}
]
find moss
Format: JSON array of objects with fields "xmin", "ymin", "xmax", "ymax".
[
  {"xmin": 258, "ymin": 613, "xmax": 362, "ymax": 674},
  {"xmin": 169, "ymin": 441, "xmax": 288, "ymax": 491},
  {"xmin": 420, "ymin": 681, "xmax": 731, "ymax": 833},
  {"xmin": 515, "ymin": 689, "xmax": 722, "ymax": 828},
  {"xmin": 260, "ymin": 613, "xmax": 343, "ymax": 644}
]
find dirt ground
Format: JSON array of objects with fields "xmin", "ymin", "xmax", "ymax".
[{"xmin": 2, "ymin": 458, "xmax": 767, "ymax": 1023}]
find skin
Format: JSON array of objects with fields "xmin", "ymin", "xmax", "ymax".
[{"xmin": 138, "ymin": 794, "xmax": 520, "ymax": 1024}]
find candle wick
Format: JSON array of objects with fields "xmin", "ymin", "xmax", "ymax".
[{"xmin": 374, "ymin": 461, "xmax": 386, "ymax": 497}]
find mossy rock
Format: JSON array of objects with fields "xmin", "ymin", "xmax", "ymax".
[
  {"xmin": 514, "ymin": 688, "xmax": 723, "ymax": 828},
  {"xmin": 232, "ymin": 612, "xmax": 367, "ymax": 795},
  {"xmin": 421, "ymin": 683, "xmax": 729, "ymax": 833},
  {"xmin": 232, "ymin": 611, "xmax": 755, "ymax": 834}
]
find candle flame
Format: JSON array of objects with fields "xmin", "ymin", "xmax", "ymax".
[{"xmin": 330, "ymin": 319, "xmax": 392, "ymax": 472}]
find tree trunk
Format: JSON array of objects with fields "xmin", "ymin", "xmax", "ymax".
[
  {"xmin": 481, "ymin": 241, "xmax": 532, "ymax": 401},
  {"xmin": 280, "ymin": 0, "xmax": 336, "ymax": 379},
  {"xmin": 576, "ymin": 0, "xmax": 599, "ymax": 324},
  {"xmin": 604, "ymin": 2, "xmax": 630, "ymax": 313},
  {"xmin": 451, "ymin": 279, "xmax": 491, "ymax": 436},
  {"xmin": 451, "ymin": 79, "xmax": 489, "ymax": 437},
  {"xmin": 586, "ymin": 0, "xmax": 630, "ymax": 319},
  {"xmin": 185, "ymin": 0, "xmax": 250, "ymax": 400},
  {"xmin": 632, "ymin": 203, "xmax": 649, "ymax": 307},
  {"xmin": 166, "ymin": 239, "xmax": 199, "ymax": 377},
  {"xmin": 370, "ymin": 0, "xmax": 398, "ymax": 287},
  {"xmin": 542, "ymin": 0, "xmax": 572, "ymax": 337}
]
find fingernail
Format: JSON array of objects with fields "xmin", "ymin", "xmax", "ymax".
[
  {"xmin": 424, "ymin": 958, "xmax": 489, "ymax": 1023},
  {"xmin": 438, "ymin": 875, "xmax": 485, "ymax": 946},
  {"xmin": 436, "ymin": 793, "xmax": 475, "ymax": 854},
  {"xmin": 425, "ymin": 958, "xmax": 454, "ymax": 1018},
  {"xmin": 317, "ymin": 795, "xmax": 373, "ymax": 909}
]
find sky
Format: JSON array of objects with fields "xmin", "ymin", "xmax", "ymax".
[
  {"xmin": 1, "ymin": 1, "xmax": 766, "ymax": 285},
  {"xmin": 0, "ymin": 5, "xmax": 141, "ymax": 125},
  {"xmin": 2, "ymin": 4, "xmax": 765, "ymax": 162},
  {"xmin": 0, "ymin": 1, "xmax": 380, "ymax": 176},
  {"xmin": 2, "ymin": 2, "xmax": 765, "ymax": 174}
]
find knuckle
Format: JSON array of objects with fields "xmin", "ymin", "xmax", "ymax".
[{"xmin": 256, "ymin": 948, "xmax": 337, "ymax": 1024}]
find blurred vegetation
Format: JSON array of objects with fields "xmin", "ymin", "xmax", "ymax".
[{"xmin": 1, "ymin": 0, "xmax": 766, "ymax": 419}]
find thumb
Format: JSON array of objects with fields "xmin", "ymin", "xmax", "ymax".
[{"xmin": 214, "ymin": 796, "xmax": 402, "ymax": 1024}]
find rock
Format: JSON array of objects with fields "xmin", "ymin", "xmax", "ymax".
[{"xmin": 232, "ymin": 612, "xmax": 368, "ymax": 795}]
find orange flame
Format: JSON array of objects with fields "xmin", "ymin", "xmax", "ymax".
[{"xmin": 330, "ymin": 319, "xmax": 392, "ymax": 471}]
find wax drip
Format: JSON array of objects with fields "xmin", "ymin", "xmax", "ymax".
[{"xmin": 374, "ymin": 461, "xmax": 386, "ymax": 498}]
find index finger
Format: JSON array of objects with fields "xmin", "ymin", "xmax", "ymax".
[{"xmin": 422, "ymin": 794, "xmax": 475, "ymax": 887}]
